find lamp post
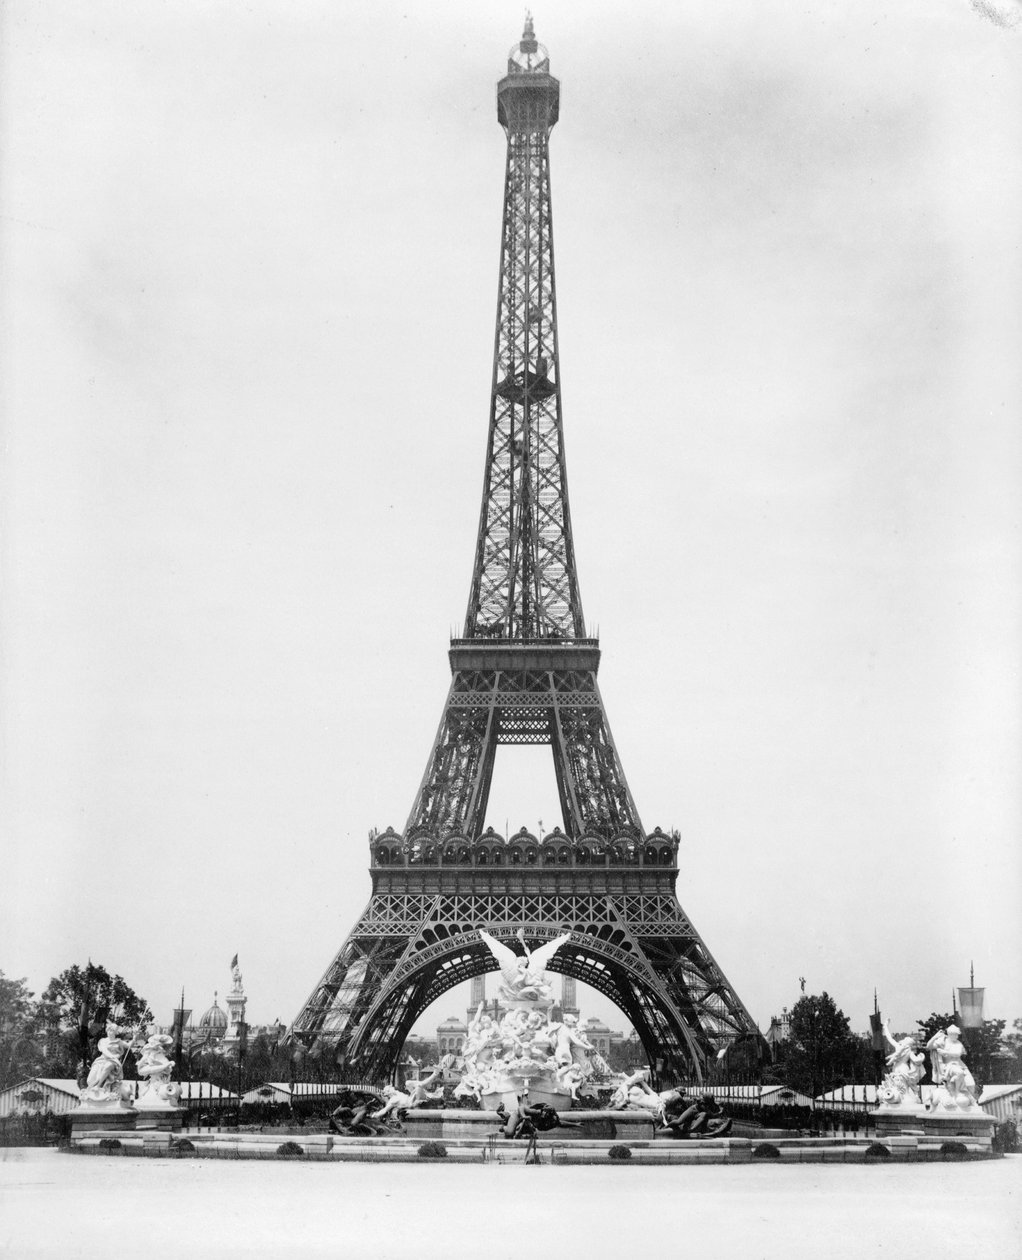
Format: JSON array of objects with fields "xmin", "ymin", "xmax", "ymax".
[{"xmin": 956, "ymin": 962, "xmax": 985, "ymax": 1087}]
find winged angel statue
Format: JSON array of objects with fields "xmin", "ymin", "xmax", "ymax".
[{"xmin": 478, "ymin": 928, "xmax": 572, "ymax": 1004}]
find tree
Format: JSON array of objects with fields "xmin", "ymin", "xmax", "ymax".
[
  {"xmin": 781, "ymin": 992, "xmax": 865, "ymax": 1099},
  {"xmin": 1002, "ymin": 1019, "xmax": 1022, "ymax": 1076},
  {"xmin": 41, "ymin": 962, "xmax": 152, "ymax": 1082},
  {"xmin": 0, "ymin": 972, "xmax": 45, "ymax": 1089}
]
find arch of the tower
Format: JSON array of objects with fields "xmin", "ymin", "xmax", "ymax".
[{"xmin": 297, "ymin": 928, "xmax": 748, "ymax": 1087}]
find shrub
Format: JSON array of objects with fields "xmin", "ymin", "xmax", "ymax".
[
  {"xmin": 992, "ymin": 1119, "xmax": 1018, "ymax": 1154},
  {"xmin": 939, "ymin": 1141, "xmax": 968, "ymax": 1160},
  {"xmin": 276, "ymin": 1141, "xmax": 305, "ymax": 1158},
  {"xmin": 172, "ymin": 1138, "xmax": 195, "ymax": 1154},
  {"xmin": 864, "ymin": 1143, "xmax": 890, "ymax": 1160},
  {"xmin": 753, "ymin": 1143, "xmax": 781, "ymax": 1159},
  {"xmin": 607, "ymin": 1144, "xmax": 632, "ymax": 1161},
  {"xmin": 417, "ymin": 1141, "xmax": 448, "ymax": 1159},
  {"xmin": 98, "ymin": 1138, "xmax": 121, "ymax": 1151}
]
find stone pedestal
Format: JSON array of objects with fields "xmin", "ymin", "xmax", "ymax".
[
  {"xmin": 70, "ymin": 1105, "xmax": 137, "ymax": 1134},
  {"xmin": 134, "ymin": 1105, "xmax": 184, "ymax": 1132},
  {"xmin": 403, "ymin": 1107, "xmax": 654, "ymax": 1143},
  {"xmin": 875, "ymin": 1102, "xmax": 995, "ymax": 1146},
  {"xmin": 481, "ymin": 1085, "xmax": 568, "ymax": 1112}
]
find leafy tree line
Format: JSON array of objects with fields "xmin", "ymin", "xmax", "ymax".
[
  {"xmin": 765, "ymin": 992, "xmax": 1021, "ymax": 1098},
  {"xmin": 1, "ymin": 964, "xmax": 153, "ymax": 1090},
  {"xmin": 5, "ymin": 965, "xmax": 1022, "ymax": 1099},
  {"xmin": 1, "ymin": 964, "xmax": 450, "ymax": 1095}
]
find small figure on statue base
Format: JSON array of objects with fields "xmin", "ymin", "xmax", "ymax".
[
  {"xmin": 608, "ymin": 1068, "xmax": 676, "ymax": 1122},
  {"xmin": 371, "ymin": 1078, "xmax": 445, "ymax": 1128}
]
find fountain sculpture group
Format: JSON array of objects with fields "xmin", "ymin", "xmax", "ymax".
[
  {"xmin": 70, "ymin": 937, "xmax": 991, "ymax": 1152},
  {"xmin": 73, "ymin": 1021, "xmax": 182, "ymax": 1131},
  {"xmin": 452, "ymin": 929, "xmax": 602, "ymax": 1110},
  {"xmin": 875, "ymin": 1019, "xmax": 994, "ymax": 1143}
]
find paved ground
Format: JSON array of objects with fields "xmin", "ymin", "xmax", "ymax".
[{"xmin": 1, "ymin": 1147, "xmax": 1019, "ymax": 1259}]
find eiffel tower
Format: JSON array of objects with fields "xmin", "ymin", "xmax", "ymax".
[{"xmin": 291, "ymin": 19, "xmax": 761, "ymax": 1084}]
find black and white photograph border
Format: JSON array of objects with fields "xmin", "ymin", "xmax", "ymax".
[{"xmin": 1, "ymin": 2, "xmax": 1019, "ymax": 1256}]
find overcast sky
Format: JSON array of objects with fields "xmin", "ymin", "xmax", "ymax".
[{"xmin": 1, "ymin": 0, "xmax": 1019, "ymax": 1046}]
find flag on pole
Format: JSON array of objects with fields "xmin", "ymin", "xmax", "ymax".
[
  {"xmin": 171, "ymin": 1010, "xmax": 184, "ymax": 1060},
  {"xmin": 78, "ymin": 961, "xmax": 93, "ymax": 1040}
]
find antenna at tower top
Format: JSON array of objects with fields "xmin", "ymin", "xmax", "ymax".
[{"xmin": 521, "ymin": 13, "xmax": 538, "ymax": 53}]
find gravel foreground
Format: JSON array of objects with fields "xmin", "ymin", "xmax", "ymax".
[{"xmin": 1, "ymin": 1147, "xmax": 1018, "ymax": 1259}]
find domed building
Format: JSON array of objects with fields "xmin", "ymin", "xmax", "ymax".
[
  {"xmin": 436, "ymin": 1016, "xmax": 467, "ymax": 1056},
  {"xmin": 195, "ymin": 994, "xmax": 229, "ymax": 1046}
]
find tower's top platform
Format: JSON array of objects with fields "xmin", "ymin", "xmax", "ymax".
[
  {"xmin": 506, "ymin": 13, "xmax": 549, "ymax": 74},
  {"xmin": 498, "ymin": 15, "xmax": 559, "ymax": 133}
]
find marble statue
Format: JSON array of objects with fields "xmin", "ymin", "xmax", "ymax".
[
  {"xmin": 404, "ymin": 1066, "xmax": 445, "ymax": 1107},
  {"xmin": 134, "ymin": 1032, "xmax": 183, "ymax": 1110},
  {"xmin": 478, "ymin": 928, "xmax": 572, "ymax": 1004},
  {"xmin": 608, "ymin": 1068, "xmax": 682, "ymax": 1121},
  {"xmin": 230, "ymin": 954, "xmax": 244, "ymax": 995},
  {"xmin": 555, "ymin": 1059, "xmax": 585, "ymax": 1101},
  {"xmin": 370, "ymin": 1078, "xmax": 445, "ymax": 1123},
  {"xmin": 79, "ymin": 1022, "xmax": 137, "ymax": 1108},
  {"xmin": 876, "ymin": 1021, "xmax": 925, "ymax": 1105},
  {"xmin": 550, "ymin": 1013, "xmax": 594, "ymax": 1067},
  {"xmin": 458, "ymin": 929, "xmax": 613, "ymax": 1110},
  {"xmin": 925, "ymin": 1025, "xmax": 978, "ymax": 1109}
]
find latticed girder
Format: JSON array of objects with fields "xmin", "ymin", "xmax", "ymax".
[
  {"xmin": 404, "ymin": 664, "xmax": 642, "ymax": 839},
  {"xmin": 290, "ymin": 24, "xmax": 764, "ymax": 1094},
  {"xmin": 289, "ymin": 893, "xmax": 762, "ymax": 1084},
  {"xmin": 465, "ymin": 118, "xmax": 583, "ymax": 642}
]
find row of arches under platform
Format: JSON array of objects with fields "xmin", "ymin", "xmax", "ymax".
[
  {"xmin": 369, "ymin": 825, "xmax": 680, "ymax": 869},
  {"xmin": 290, "ymin": 918, "xmax": 764, "ymax": 1088}
]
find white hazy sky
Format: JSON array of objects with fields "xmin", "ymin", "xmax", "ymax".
[{"xmin": 1, "ymin": 1, "xmax": 1020, "ymax": 1044}]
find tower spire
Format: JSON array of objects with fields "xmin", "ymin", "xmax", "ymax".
[{"xmin": 289, "ymin": 27, "xmax": 762, "ymax": 1089}]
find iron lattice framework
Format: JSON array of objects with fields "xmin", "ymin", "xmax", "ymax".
[{"xmin": 291, "ymin": 21, "xmax": 762, "ymax": 1085}]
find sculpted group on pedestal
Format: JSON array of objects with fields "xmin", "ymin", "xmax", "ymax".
[
  {"xmin": 134, "ymin": 1032, "xmax": 183, "ymax": 1110},
  {"xmin": 78, "ymin": 1022, "xmax": 181, "ymax": 1112},
  {"xmin": 925, "ymin": 1024, "xmax": 979, "ymax": 1109},
  {"xmin": 877, "ymin": 1020, "xmax": 980, "ymax": 1111},
  {"xmin": 451, "ymin": 930, "xmax": 611, "ymax": 1109},
  {"xmin": 78, "ymin": 1022, "xmax": 137, "ymax": 1108}
]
